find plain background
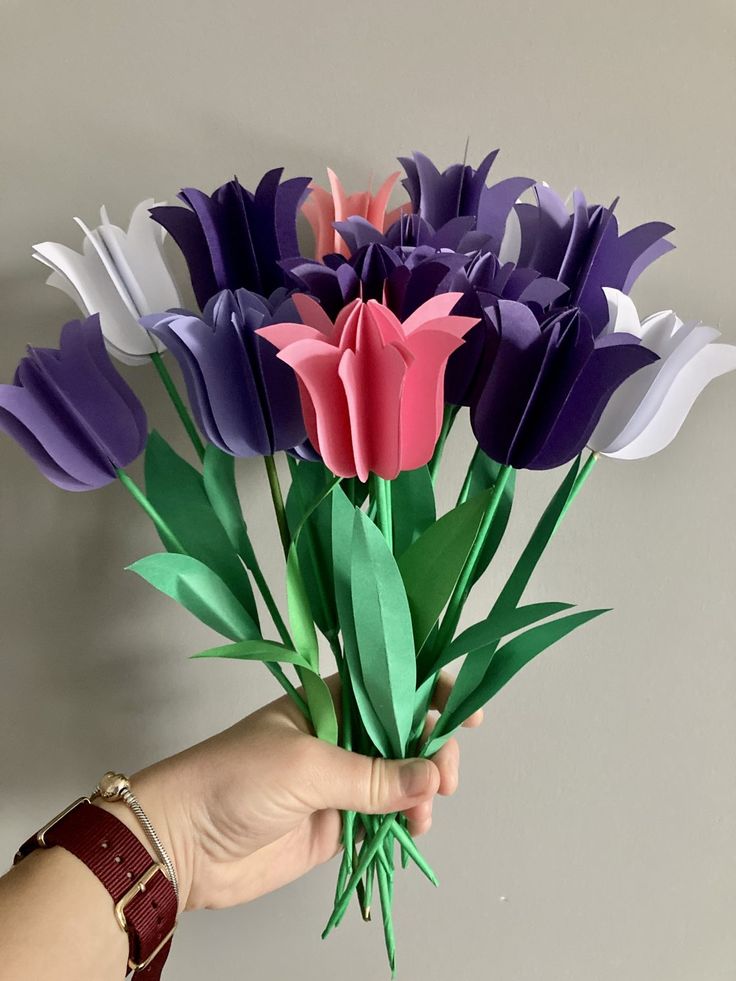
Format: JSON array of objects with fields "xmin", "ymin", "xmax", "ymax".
[{"xmin": 1, "ymin": 1, "xmax": 734, "ymax": 978}]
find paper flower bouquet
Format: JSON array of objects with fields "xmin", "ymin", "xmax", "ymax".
[{"xmin": 5, "ymin": 149, "xmax": 735, "ymax": 971}]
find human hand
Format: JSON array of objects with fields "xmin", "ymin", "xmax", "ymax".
[{"xmin": 121, "ymin": 673, "xmax": 483, "ymax": 914}]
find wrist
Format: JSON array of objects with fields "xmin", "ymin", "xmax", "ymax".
[{"xmin": 93, "ymin": 762, "xmax": 195, "ymax": 916}]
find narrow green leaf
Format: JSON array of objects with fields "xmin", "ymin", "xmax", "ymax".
[
  {"xmin": 466, "ymin": 451, "xmax": 516, "ymax": 585},
  {"xmin": 127, "ymin": 553, "xmax": 260, "ymax": 642},
  {"xmin": 426, "ymin": 602, "xmax": 575, "ymax": 680},
  {"xmin": 351, "ymin": 508, "xmax": 417, "ymax": 756},
  {"xmin": 202, "ymin": 444, "xmax": 258, "ymax": 570},
  {"xmin": 192, "ymin": 639, "xmax": 308, "ymax": 667},
  {"xmin": 285, "ymin": 459, "xmax": 339, "ymax": 635},
  {"xmin": 298, "ymin": 668, "xmax": 339, "ymax": 745},
  {"xmin": 391, "ymin": 466, "xmax": 436, "ymax": 557},
  {"xmin": 426, "ymin": 608, "xmax": 610, "ymax": 754},
  {"xmin": 398, "ymin": 489, "xmax": 492, "ymax": 657},
  {"xmin": 331, "ymin": 487, "xmax": 392, "ymax": 758},
  {"xmin": 145, "ymin": 431, "xmax": 259, "ymax": 624},
  {"xmin": 286, "ymin": 547, "xmax": 320, "ymax": 671}
]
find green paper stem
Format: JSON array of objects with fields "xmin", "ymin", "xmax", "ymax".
[
  {"xmin": 373, "ymin": 475, "xmax": 394, "ymax": 552},
  {"xmin": 264, "ymin": 455, "xmax": 291, "ymax": 556},
  {"xmin": 559, "ymin": 450, "xmax": 598, "ymax": 523},
  {"xmin": 249, "ymin": 561, "xmax": 291, "ymax": 648},
  {"xmin": 433, "ymin": 464, "xmax": 514, "ymax": 656},
  {"xmin": 149, "ymin": 352, "xmax": 205, "ymax": 461},
  {"xmin": 428, "ymin": 404, "xmax": 460, "ymax": 484},
  {"xmin": 376, "ymin": 855, "xmax": 396, "ymax": 974},
  {"xmin": 323, "ymin": 813, "xmax": 396, "ymax": 937},
  {"xmin": 116, "ymin": 469, "xmax": 186, "ymax": 552},
  {"xmin": 456, "ymin": 444, "xmax": 481, "ymax": 506}
]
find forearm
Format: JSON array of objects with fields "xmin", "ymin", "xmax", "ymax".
[{"xmin": 0, "ymin": 845, "xmax": 129, "ymax": 981}]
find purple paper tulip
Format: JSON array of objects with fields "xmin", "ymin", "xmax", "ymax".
[
  {"xmin": 513, "ymin": 185, "xmax": 675, "ymax": 333},
  {"xmin": 470, "ymin": 300, "xmax": 659, "ymax": 470},
  {"xmin": 150, "ymin": 170, "xmax": 311, "ymax": 309},
  {"xmin": 397, "ymin": 150, "xmax": 535, "ymax": 254},
  {"xmin": 143, "ymin": 289, "xmax": 307, "ymax": 457},
  {"xmin": 284, "ymin": 243, "xmax": 464, "ymax": 320},
  {"xmin": 0, "ymin": 315, "xmax": 147, "ymax": 490}
]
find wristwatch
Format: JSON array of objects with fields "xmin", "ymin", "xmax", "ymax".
[{"xmin": 14, "ymin": 778, "xmax": 178, "ymax": 978}]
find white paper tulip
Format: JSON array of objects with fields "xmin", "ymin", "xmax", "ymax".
[
  {"xmin": 590, "ymin": 288, "xmax": 736, "ymax": 459},
  {"xmin": 33, "ymin": 199, "xmax": 181, "ymax": 365}
]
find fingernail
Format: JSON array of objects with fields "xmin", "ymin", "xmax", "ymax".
[{"xmin": 400, "ymin": 760, "xmax": 430, "ymax": 796}]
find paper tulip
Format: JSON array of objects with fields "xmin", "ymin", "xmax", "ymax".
[
  {"xmin": 509, "ymin": 185, "xmax": 675, "ymax": 333},
  {"xmin": 589, "ymin": 289, "xmax": 736, "ymax": 458},
  {"xmin": 32, "ymin": 200, "xmax": 181, "ymax": 365},
  {"xmin": 143, "ymin": 289, "xmax": 306, "ymax": 457},
  {"xmin": 302, "ymin": 169, "xmax": 409, "ymax": 260},
  {"xmin": 257, "ymin": 293, "xmax": 477, "ymax": 480},
  {"xmin": 470, "ymin": 300, "xmax": 659, "ymax": 470},
  {"xmin": 0, "ymin": 315, "xmax": 147, "ymax": 490},
  {"xmin": 398, "ymin": 150, "xmax": 535, "ymax": 254},
  {"xmin": 285, "ymin": 243, "xmax": 464, "ymax": 319},
  {"xmin": 150, "ymin": 171, "xmax": 310, "ymax": 309}
]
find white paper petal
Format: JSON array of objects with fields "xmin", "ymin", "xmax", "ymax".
[
  {"xmin": 498, "ymin": 206, "xmax": 522, "ymax": 265},
  {"xmin": 119, "ymin": 199, "xmax": 181, "ymax": 314},
  {"xmin": 73, "ymin": 217, "xmax": 140, "ymax": 320},
  {"xmin": 32, "ymin": 239, "xmax": 160, "ymax": 360},
  {"xmin": 604, "ymin": 343, "xmax": 736, "ymax": 459},
  {"xmin": 600, "ymin": 324, "xmax": 720, "ymax": 454},
  {"xmin": 602, "ymin": 288, "xmax": 642, "ymax": 337},
  {"xmin": 639, "ymin": 310, "xmax": 682, "ymax": 356}
]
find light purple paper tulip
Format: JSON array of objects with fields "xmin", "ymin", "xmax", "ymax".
[{"xmin": 0, "ymin": 315, "xmax": 147, "ymax": 490}]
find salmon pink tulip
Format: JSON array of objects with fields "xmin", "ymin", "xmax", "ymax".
[{"xmin": 257, "ymin": 293, "xmax": 476, "ymax": 480}]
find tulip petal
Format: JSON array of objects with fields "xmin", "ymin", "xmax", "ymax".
[
  {"xmin": 401, "ymin": 293, "xmax": 464, "ymax": 335},
  {"xmin": 277, "ymin": 340, "xmax": 355, "ymax": 476},
  {"xmin": 149, "ymin": 203, "xmax": 217, "ymax": 308},
  {"xmin": 0, "ymin": 381, "xmax": 114, "ymax": 488},
  {"xmin": 338, "ymin": 339, "xmax": 407, "ymax": 482},
  {"xmin": 603, "ymin": 288, "xmax": 642, "ymax": 336},
  {"xmin": 529, "ymin": 334, "xmax": 659, "ymax": 470},
  {"xmin": 605, "ymin": 343, "xmax": 736, "ymax": 459},
  {"xmin": 595, "ymin": 323, "xmax": 718, "ymax": 454},
  {"xmin": 33, "ymin": 240, "xmax": 159, "ymax": 360},
  {"xmin": 399, "ymin": 330, "xmax": 465, "ymax": 471}
]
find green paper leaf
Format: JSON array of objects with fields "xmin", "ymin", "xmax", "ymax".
[
  {"xmin": 285, "ymin": 459, "xmax": 339, "ymax": 635},
  {"xmin": 145, "ymin": 432, "xmax": 259, "ymax": 625},
  {"xmin": 466, "ymin": 451, "xmax": 516, "ymax": 585},
  {"xmin": 398, "ymin": 489, "xmax": 491, "ymax": 662},
  {"xmin": 426, "ymin": 607, "xmax": 610, "ymax": 754},
  {"xmin": 202, "ymin": 444, "xmax": 258, "ymax": 571},
  {"xmin": 391, "ymin": 465, "xmax": 436, "ymax": 557},
  {"xmin": 298, "ymin": 667, "xmax": 339, "ymax": 745},
  {"xmin": 286, "ymin": 547, "xmax": 319, "ymax": 671},
  {"xmin": 192, "ymin": 638, "xmax": 308, "ymax": 667},
  {"xmin": 427, "ymin": 601, "xmax": 575, "ymax": 680},
  {"xmin": 351, "ymin": 507, "xmax": 417, "ymax": 757},
  {"xmin": 128, "ymin": 552, "xmax": 260, "ymax": 642},
  {"xmin": 331, "ymin": 487, "xmax": 393, "ymax": 758}
]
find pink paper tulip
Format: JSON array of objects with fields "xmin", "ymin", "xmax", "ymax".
[
  {"xmin": 302, "ymin": 169, "xmax": 410, "ymax": 260},
  {"xmin": 257, "ymin": 294, "xmax": 477, "ymax": 480}
]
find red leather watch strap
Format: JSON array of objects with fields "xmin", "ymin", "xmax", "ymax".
[{"xmin": 15, "ymin": 798, "xmax": 177, "ymax": 978}]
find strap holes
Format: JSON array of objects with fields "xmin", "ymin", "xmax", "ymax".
[
  {"xmin": 100, "ymin": 841, "xmax": 109, "ymax": 849},
  {"xmin": 114, "ymin": 855, "xmax": 122, "ymax": 863}
]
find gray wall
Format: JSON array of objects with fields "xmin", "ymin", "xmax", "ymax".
[{"xmin": 1, "ymin": 1, "xmax": 734, "ymax": 978}]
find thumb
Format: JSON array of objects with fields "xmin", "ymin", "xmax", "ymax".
[{"xmin": 306, "ymin": 741, "xmax": 440, "ymax": 814}]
